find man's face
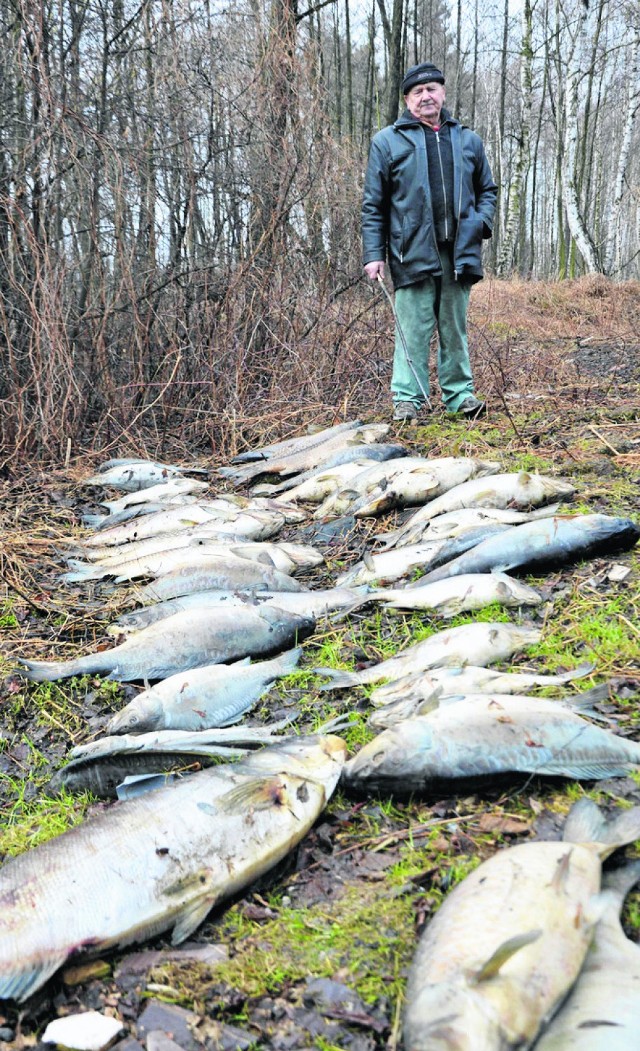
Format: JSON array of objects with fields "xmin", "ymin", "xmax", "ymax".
[{"xmin": 404, "ymin": 81, "xmax": 446, "ymax": 126}]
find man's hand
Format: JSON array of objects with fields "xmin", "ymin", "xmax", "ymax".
[{"xmin": 364, "ymin": 261, "xmax": 385, "ymax": 281}]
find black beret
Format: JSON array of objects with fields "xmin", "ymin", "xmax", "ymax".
[{"xmin": 402, "ymin": 62, "xmax": 445, "ymax": 94}]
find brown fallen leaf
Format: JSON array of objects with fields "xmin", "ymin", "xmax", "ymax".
[{"xmin": 477, "ymin": 814, "xmax": 532, "ymax": 835}]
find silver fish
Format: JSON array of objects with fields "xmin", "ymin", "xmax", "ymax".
[
  {"xmin": 365, "ymin": 573, "xmax": 542, "ymax": 617},
  {"xmin": 314, "ymin": 623, "xmax": 542, "ymax": 690},
  {"xmin": 100, "ymin": 478, "xmax": 210, "ymax": 514},
  {"xmin": 131, "ymin": 560, "xmax": 309, "ymax": 603},
  {"xmin": 106, "ymin": 648, "xmax": 304, "ymax": 734},
  {"xmin": 402, "ymin": 798, "xmax": 640, "ymax": 1050},
  {"xmin": 108, "ymin": 586, "xmax": 369, "ymax": 636},
  {"xmin": 219, "ymin": 424, "xmax": 390, "ymax": 486},
  {"xmin": 390, "ymin": 471, "xmax": 576, "ymax": 549},
  {"xmin": 336, "ymin": 527, "xmax": 511, "ymax": 588},
  {"xmin": 230, "ymin": 419, "xmax": 364, "ymax": 463},
  {"xmin": 74, "ymin": 502, "xmax": 279, "ymax": 550},
  {"xmin": 344, "ymin": 694, "xmax": 640, "ymax": 794},
  {"xmin": 252, "ymin": 444, "xmax": 408, "ymax": 497},
  {"xmin": 83, "ymin": 462, "xmax": 200, "ymax": 492},
  {"xmin": 0, "ymin": 735, "xmax": 347, "ymax": 1002},
  {"xmin": 17, "ymin": 605, "xmax": 316, "ymax": 682},
  {"xmin": 533, "ymin": 859, "xmax": 640, "ymax": 1050},
  {"xmin": 411, "ymin": 514, "xmax": 640, "ymax": 585},
  {"xmin": 368, "ymin": 661, "xmax": 596, "ymax": 710},
  {"xmin": 376, "ymin": 504, "xmax": 562, "ymax": 548},
  {"xmin": 347, "ymin": 458, "xmax": 501, "ymax": 519}
]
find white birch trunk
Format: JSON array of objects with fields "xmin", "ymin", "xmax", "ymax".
[
  {"xmin": 603, "ymin": 30, "xmax": 640, "ymax": 275},
  {"xmin": 561, "ymin": 0, "xmax": 600, "ymax": 273}
]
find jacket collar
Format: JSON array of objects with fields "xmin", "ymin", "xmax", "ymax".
[{"xmin": 394, "ymin": 106, "xmax": 457, "ymax": 129}]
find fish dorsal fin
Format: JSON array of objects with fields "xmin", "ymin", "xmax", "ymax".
[
  {"xmin": 471, "ymin": 929, "xmax": 542, "ymax": 983},
  {"xmin": 518, "ymin": 471, "xmax": 532, "ymax": 484}
]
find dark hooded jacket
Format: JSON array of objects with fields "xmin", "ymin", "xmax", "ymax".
[{"xmin": 362, "ymin": 108, "xmax": 498, "ymax": 288}]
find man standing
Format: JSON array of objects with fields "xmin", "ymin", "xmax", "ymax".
[{"xmin": 362, "ymin": 62, "xmax": 498, "ymax": 421}]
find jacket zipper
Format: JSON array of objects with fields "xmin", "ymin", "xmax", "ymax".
[{"xmin": 434, "ymin": 130, "xmax": 449, "ymax": 243}]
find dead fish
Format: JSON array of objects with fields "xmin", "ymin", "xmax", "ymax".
[
  {"xmin": 230, "ymin": 419, "xmax": 364, "ymax": 463},
  {"xmin": 83, "ymin": 462, "xmax": 200, "ymax": 492},
  {"xmin": 16, "ymin": 605, "xmax": 316, "ymax": 682},
  {"xmin": 131, "ymin": 559, "xmax": 309, "ymax": 603},
  {"xmin": 344, "ymin": 694, "xmax": 640, "ymax": 795},
  {"xmin": 81, "ymin": 495, "xmax": 203, "ymax": 531},
  {"xmin": 401, "ymin": 798, "xmax": 640, "ymax": 1051},
  {"xmin": 336, "ymin": 526, "xmax": 511, "ymax": 588},
  {"xmin": 62, "ymin": 538, "xmax": 321, "ymax": 585},
  {"xmin": 314, "ymin": 623, "xmax": 542, "ymax": 690},
  {"xmin": 416, "ymin": 514, "xmax": 640, "ymax": 585},
  {"xmin": 366, "ymin": 683, "xmax": 610, "ymax": 732},
  {"xmin": 389, "ymin": 471, "xmax": 576, "ymax": 549},
  {"xmin": 77, "ymin": 503, "xmax": 260, "ymax": 549},
  {"xmin": 533, "ymin": 859, "xmax": 640, "ymax": 1050},
  {"xmin": 364, "ymin": 573, "xmax": 543, "ymax": 617},
  {"xmin": 252, "ymin": 444, "xmax": 408, "ymax": 497},
  {"xmin": 347, "ymin": 457, "xmax": 501, "ymax": 519},
  {"xmin": 368, "ymin": 661, "xmax": 596, "ymax": 709},
  {"xmin": 99, "ymin": 478, "xmax": 210, "ymax": 515},
  {"xmin": 106, "ymin": 648, "xmax": 304, "ymax": 735},
  {"xmin": 218, "ymin": 424, "xmax": 390, "ymax": 486},
  {"xmin": 377, "ymin": 504, "xmax": 563, "ymax": 548},
  {"xmin": 0, "ymin": 735, "xmax": 346, "ymax": 1002},
  {"xmin": 108, "ymin": 585, "xmax": 369, "ymax": 635}
]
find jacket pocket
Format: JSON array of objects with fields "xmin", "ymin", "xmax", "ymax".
[{"xmin": 455, "ymin": 215, "xmax": 485, "ymax": 258}]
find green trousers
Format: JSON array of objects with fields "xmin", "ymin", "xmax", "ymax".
[{"xmin": 391, "ymin": 245, "xmax": 475, "ymax": 413}]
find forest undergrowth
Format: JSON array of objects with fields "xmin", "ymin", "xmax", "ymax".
[{"xmin": 0, "ymin": 277, "xmax": 639, "ymax": 1050}]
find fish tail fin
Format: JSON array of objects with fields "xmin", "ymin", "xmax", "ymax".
[
  {"xmin": 81, "ymin": 513, "xmax": 107, "ymax": 528},
  {"xmin": 554, "ymin": 660, "xmax": 597, "ymax": 682},
  {"xmin": 312, "ymin": 667, "xmax": 359, "ymax": 690},
  {"xmin": 18, "ymin": 659, "xmax": 71, "ymax": 682},
  {"xmin": 0, "ymin": 953, "xmax": 70, "ymax": 1003},
  {"xmin": 563, "ymin": 798, "xmax": 640, "ymax": 855}
]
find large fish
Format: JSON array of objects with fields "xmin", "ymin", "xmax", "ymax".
[
  {"xmin": 106, "ymin": 648, "xmax": 303, "ymax": 734},
  {"xmin": 416, "ymin": 514, "xmax": 640, "ymax": 585},
  {"xmin": 388, "ymin": 472, "xmax": 575, "ymax": 549},
  {"xmin": 378, "ymin": 504, "xmax": 563, "ymax": 547},
  {"xmin": 108, "ymin": 585, "xmax": 370, "ymax": 636},
  {"xmin": 533, "ymin": 859, "xmax": 640, "ymax": 1050},
  {"xmin": 0, "ymin": 735, "xmax": 346, "ymax": 1002},
  {"xmin": 363, "ymin": 573, "xmax": 542, "ymax": 617},
  {"xmin": 62, "ymin": 538, "xmax": 323, "ymax": 585},
  {"xmin": 16, "ymin": 605, "xmax": 316, "ymax": 682},
  {"xmin": 401, "ymin": 798, "xmax": 640, "ymax": 1050},
  {"xmin": 344, "ymin": 693, "xmax": 640, "ymax": 793},
  {"xmin": 218, "ymin": 424, "xmax": 390, "ymax": 486},
  {"xmin": 252, "ymin": 444, "xmax": 408, "ymax": 497},
  {"xmin": 53, "ymin": 721, "xmax": 296, "ymax": 796},
  {"xmin": 230, "ymin": 419, "xmax": 364, "ymax": 463},
  {"xmin": 336, "ymin": 526, "xmax": 512, "ymax": 587},
  {"xmin": 99, "ymin": 477, "xmax": 210, "ymax": 514},
  {"xmin": 368, "ymin": 661, "xmax": 596, "ymax": 712},
  {"xmin": 76, "ymin": 503, "xmax": 269, "ymax": 549},
  {"xmin": 82, "ymin": 461, "xmax": 207, "ymax": 492},
  {"xmin": 313, "ymin": 456, "xmax": 497, "ymax": 520},
  {"xmin": 333, "ymin": 457, "xmax": 501, "ymax": 520},
  {"xmin": 314, "ymin": 623, "xmax": 542, "ymax": 690},
  {"xmin": 131, "ymin": 560, "xmax": 309, "ymax": 603}
]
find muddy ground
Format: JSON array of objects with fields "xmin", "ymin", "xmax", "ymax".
[{"xmin": 1, "ymin": 313, "xmax": 640, "ymax": 1050}]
